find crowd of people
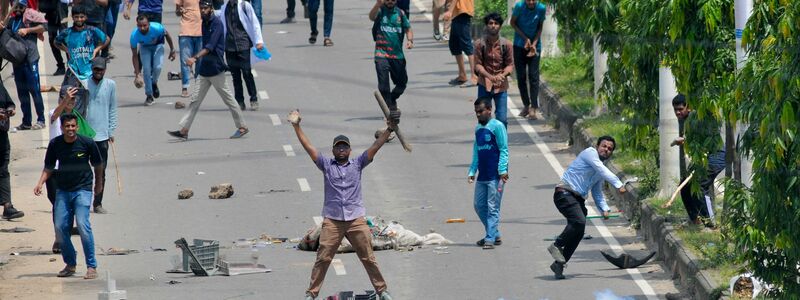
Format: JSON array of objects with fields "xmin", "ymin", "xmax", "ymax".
[{"xmin": 0, "ymin": 0, "xmax": 722, "ymax": 297}]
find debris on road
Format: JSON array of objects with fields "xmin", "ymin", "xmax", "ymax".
[
  {"xmin": 208, "ymin": 183, "xmax": 234, "ymax": 199},
  {"xmin": 600, "ymin": 250, "xmax": 656, "ymax": 269},
  {"xmin": 445, "ymin": 218, "xmax": 465, "ymax": 223},
  {"xmin": 100, "ymin": 248, "xmax": 140, "ymax": 255},
  {"xmin": 174, "ymin": 101, "xmax": 186, "ymax": 109},
  {"xmin": 49, "ymin": 258, "xmax": 57, "ymax": 262},
  {"xmin": 167, "ymin": 71, "xmax": 181, "ymax": 81},
  {"xmin": 0, "ymin": 227, "xmax": 35, "ymax": 233},
  {"xmin": 178, "ymin": 189, "xmax": 194, "ymax": 199},
  {"xmin": 166, "ymin": 280, "xmax": 181, "ymax": 285},
  {"xmin": 174, "ymin": 238, "xmax": 219, "ymax": 276},
  {"xmin": 433, "ymin": 246, "xmax": 450, "ymax": 255},
  {"xmin": 217, "ymin": 260, "xmax": 271, "ymax": 276},
  {"xmin": 298, "ymin": 216, "xmax": 452, "ymax": 253}
]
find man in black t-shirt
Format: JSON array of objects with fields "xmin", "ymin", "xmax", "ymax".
[{"xmin": 34, "ymin": 114, "xmax": 104, "ymax": 280}]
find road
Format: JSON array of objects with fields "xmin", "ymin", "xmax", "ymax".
[{"xmin": 0, "ymin": 0, "xmax": 680, "ymax": 299}]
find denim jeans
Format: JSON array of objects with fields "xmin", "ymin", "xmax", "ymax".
[
  {"xmin": 54, "ymin": 189, "xmax": 96, "ymax": 268},
  {"xmin": 179, "ymin": 36, "xmax": 203, "ymax": 88},
  {"xmin": 139, "ymin": 44, "xmax": 164, "ymax": 97},
  {"xmin": 474, "ymin": 180, "xmax": 503, "ymax": 244},
  {"xmin": 102, "ymin": 1, "xmax": 120, "ymax": 57},
  {"xmin": 308, "ymin": 0, "xmax": 333, "ymax": 37},
  {"xmin": 250, "ymin": 0, "xmax": 263, "ymax": 25},
  {"xmin": 477, "ymin": 85, "xmax": 508, "ymax": 127},
  {"xmin": 13, "ymin": 60, "xmax": 46, "ymax": 125},
  {"xmin": 513, "ymin": 46, "xmax": 541, "ymax": 109}
]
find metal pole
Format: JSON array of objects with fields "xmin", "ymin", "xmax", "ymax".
[
  {"xmin": 658, "ymin": 66, "xmax": 680, "ymax": 198},
  {"xmin": 735, "ymin": 0, "xmax": 753, "ymax": 187}
]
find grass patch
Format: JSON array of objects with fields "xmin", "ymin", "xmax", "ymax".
[
  {"xmin": 581, "ymin": 115, "xmax": 655, "ymax": 180},
  {"xmin": 539, "ymin": 50, "xmax": 595, "ymax": 115},
  {"xmin": 673, "ymin": 220, "xmax": 743, "ymax": 287},
  {"xmin": 647, "ymin": 197, "xmax": 688, "ymax": 218}
]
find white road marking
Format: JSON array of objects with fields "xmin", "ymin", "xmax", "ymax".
[
  {"xmin": 411, "ymin": 0, "xmax": 433, "ymax": 21},
  {"xmin": 331, "ymin": 259, "xmax": 347, "ymax": 275},
  {"xmin": 251, "ymin": 70, "xmax": 258, "ymax": 78},
  {"xmin": 507, "ymin": 96, "xmax": 658, "ymax": 300},
  {"xmin": 259, "ymin": 90, "xmax": 269, "ymax": 100},
  {"xmin": 283, "ymin": 144, "xmax": 296, "ymax": 157},
  {"xmin": 297, "ymin": 178, "xmax": 310, "ymax": 192},
  {"xmin": 269, "ymin": 114, "xmax": 281, "ymax": 125}
]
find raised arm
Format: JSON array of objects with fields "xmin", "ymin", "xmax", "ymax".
[
  {"xmin": 366, "ymin": 122, "xmax": 394, "ymax": 162},
  {"xmin": 368, "ymin": 0, "xmax": 381, "ymax": 21},
  {"xmin": 288, "ymin": 110, "xmax": 319, "ymax": 162}
]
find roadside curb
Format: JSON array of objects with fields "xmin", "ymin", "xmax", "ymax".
[{"xmin": 535, "ymin": 79, "xmax": 724, "ymax": 299}]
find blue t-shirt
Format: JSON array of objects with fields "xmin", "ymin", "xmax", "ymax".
[
  {"xmin": 468, "ymin": 119, "xmax": 509, "ymax": 181},
  {"xmin": 511, "ymin": 1, "xmax": 546, "ymax": 50},
  {"xmin": 138, "ymin": 0, "xmax": 163, "ymax": 13},
  {"xmin": 55, "ymin": 26, "xmax": 107, "ymax": 80},
  {"xmin": 129, "ymin": 22, "xmax": 166, "ymax": 47}
]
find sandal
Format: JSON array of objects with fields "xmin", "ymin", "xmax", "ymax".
[
  {"xmin": 323, "ymin": 38, "xmax": 333, "ymax": 47},
  {"xmin": 57, "ymin": 266, "xmax": 76, "ymax": 277},
  {"xmin": 518, "ymin": 107, "xmax": 529, "ymax": 117},
  {"xmin": 52, "ymin": 241, "xmax": 61, "ymax": 254},
  {"xmin": 309, "ymin": 32, "xmax": 318, "ymax": 44},
  {"xmin": 84, "ymin": 268, "xmax": 97, "ymax": 279},
  {"xmin": 32, "ymin": 122, "xmax": 45, "ymax": 130},
  {"xmin": 448, "ymin": 77, "xmax": 467, "ymax": 86},
  {"xmin": 230, "ymin": 127, "xmax": 249, "ymax": 139}
]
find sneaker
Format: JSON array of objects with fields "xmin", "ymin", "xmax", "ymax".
[
  {"xmin": 550, "ymin": 261, "xmax": 566, "ymax": 279},
  {"xmin": 153, "ymin": 83, "xmax": 160, "ymax": 98},
  {"xmin": 238, "ymin": 102, "xmax": 246, "ymax": 111},
  {"xmin": 145, "ymin": 96, "xmax": 155, "ymax": 106},
  {"xmin": 476, "ymin": 239, "xmax": 485, "ymax": 246},
  {"xmin": 280, "ymin": 17, "xmax": 295, "ymax": 23},
  {"xmin": 15, "ymin": 124, "xmax": 31, "ymax": 131},
  {"xmin": 32, "ymin": 122, "xmax": 45, "ymax": 130},
  {"xmin": 548, "ymin": 243, "xmax": 566, "ymax": 263},
  {"xmin": 250, "ymin": 101, "xmax": 259, "ymax": 111},
  {"xmin": 433, "ymin": 30, "xmax": 442, "ymax": 41},
  {"xmin": 482, "ymin": 244, "xmax": 494, "ymax": 250},
  {"xmin": 230, "ymin": 127, "xmax": 249, "ymax": 139},
  {"xmin": 304, "ymin": 293, "xmax": 314, "ymax": 300},
  {"xmin": 167, "ymin": 130, "xmax": 188, "ymax": 140},
  {"xmin": 309, "ymin": 32, "xmax": 318, "ymax": 44},
  {"xmin": 2, "ymin": 206, "xmax": 24, "ymax": 220},
  {"xmin": 518, "ymin": 107, "xmax": 529, "ymax": 117},
  {"xmin": 53, "ymin": 66, "xmax": 66, "ymax": 76},
  {"xmin": 52, "ymin": 241, "xmax": 61, "ymax": 254},
  {"xmin": 494, "ymin": 238, "xmax": 502, "ymax": 246},
  {"xmin": 379, "ymin": 291, "xmax": 393, "ymax": 300},
  {"xmin": 93, "ymin": 206, "xmax": 107, "ymax": 214},
  {"xmin": 442, "ymin": 33, "xmax": 450, "ymax": 41}
]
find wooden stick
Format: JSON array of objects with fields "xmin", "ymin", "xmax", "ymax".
[
  {"xmin": 109, "ymin": 140, "xmax": 122, "ymax": 195},
  {"xmin": 662, "ymin": 171, "xmax": 694, "ymax": 208}
]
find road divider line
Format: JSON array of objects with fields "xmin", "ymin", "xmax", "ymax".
[
  {"xmin": 331, "ymin": 259, "xmax": 346, "ymax": 275},
  {"xmin": 259, "ymin": 90, "xmax": 269, "ymax": 100},
  {"xmin": 297, "ymin": 178, "xmax": 310, "ymax": 192},
  {"xmin": 507, "ymin": 96, "xmax": 657, "ymax": 300},
  {"xmin": 251, "ymin": 70, "xmax": 259, "ymax": 78},
  {"xmin": 283, "ymin": 144, "xmax": 296, "ymax": 157},
  {"xmin": 269, "ymin": 114, "xmax": 281, "ymax": 125}
]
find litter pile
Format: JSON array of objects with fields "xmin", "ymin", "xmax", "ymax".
[{"xmin": 298, "ymin": 216, "xmax": 452, "ymax": 253}]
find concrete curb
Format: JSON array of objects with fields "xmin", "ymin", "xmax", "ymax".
[{"xmin": 535, "ymin": 80, "xmax": 723, "ymax": 299}]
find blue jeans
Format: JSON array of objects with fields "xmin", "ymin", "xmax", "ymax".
[
  {"xmin": 474, "ymin": 180, "xmax": 504, "ymax": 243},
  {"xmin": 250, "ymin": 0, "xmax": 263, "ymax": 25},
  {"xmin": 13, "ymin": 61, "xmax": 45, "ymax": 125},
  {"xmin": 139, "ymin": 44, "xmax": 164, "ymax": 97},
  {"xmin": 179, "ymin": 36, "xmax": 202, "ymax": 88},
  {"xmin": 308, "ymin": 0, "xmax": 333, "ymax": 37},
  {"xmin": 477, "ymin": 85, "xmax": 508, "ymax": 127},
  {"xmin": 54, "ymin": 189, "xmax": 96, "ymax": 268}
]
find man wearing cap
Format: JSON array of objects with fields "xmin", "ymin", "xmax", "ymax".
[
  {"xmin": 82, "ymin": 57, "xmax": 117, "ymax": 214},
  {"xmin": 287, "ymin": 109, "xmax": 394, "ymax": 300},
  {"xmin": 167, "ymin": 0, "xmax": 248, "ymax": 140}
]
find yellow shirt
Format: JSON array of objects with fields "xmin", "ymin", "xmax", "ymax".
[{"xmin": 452, "ymin": 0, "xmax": 474, "ymax": 17}]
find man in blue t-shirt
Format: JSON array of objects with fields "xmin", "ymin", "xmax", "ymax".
[
  {"xmin": 129, "ymin": 15, "xmax": 176, "ymax": 106},
  {"xmin": 511, "ymin": 0, "xmax": 545, "ymax": 120},
  {"xmin": 468, "ymin": 97, "xmax": 509, "ymax": 250},
  {"xmin": 123, "ymin": 0, "xmax": 163, "ymax": 23},
  {"xmin": 55, "ymin": 6, "xmax": 109, "ymax": 81}
]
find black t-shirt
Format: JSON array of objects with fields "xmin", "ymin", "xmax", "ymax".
[{"xmin": 44, "ymin": 135, "xmax": 103, "ymax": 191}]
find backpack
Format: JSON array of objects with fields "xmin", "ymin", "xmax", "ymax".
[
  {"xmin": 372, "ymin": 7, "xmax": 406, "ymax": 42},
  {"xmin": 0, "ymin": 28, "xmax": 28, "ymax": 66}
]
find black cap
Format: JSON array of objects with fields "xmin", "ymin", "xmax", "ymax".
[
  {"xmin": 332, "ymin": 135, "xmax": 350, "ymax": 147},
  {"xmin": 91, "ymin": 57, "xmax": 107, "ymax": 70},
  {"xmin": 199, "ymin": 0, "xmax": 213, "ymax": 8}
]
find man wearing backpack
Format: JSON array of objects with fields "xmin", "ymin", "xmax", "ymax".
[
  {"xmin": 473, "ymin": 12, "xmax": 513, "ymax": 127},
  {"xmin": 369, "ymin": 0, "xmax": 412, "ymax": 125},
  {"xmin": 2, "ymin": 0, "xmax": 47, "ymax": 131},
  {"xmin": 219, "ymin": 0, "xmax": 264, "ymax": 111}
]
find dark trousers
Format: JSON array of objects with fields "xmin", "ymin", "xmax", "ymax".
[
  {"xmin": 102, "ymin": 1, "xmax": 121, "ymax": 57},
  {"xmin": 0, "ymin": 133, "xmax": 10, "ymax": 206},
  {"xmin": 308, "ymin": 0, "xmax": 333, "ymax": 37},
  {"xmin": 374, "ymin": 58, "xmax": 407, "ymax": 110},
  {"xmin": 93, "ymin": 140, "xmax": 109, "ymax": 207},
  {"xmin": 553, "ymin": 189, "xmax": 588, "ymax": 263},
  {"xmin": 45, "ymin": 12, "xmax": 65, "ymax": 69},
  {"xmin": 225, "ymin": 50, "xmax": 258, "ymax": 104},
  {"xmin": 13, "ymin": 61, "xmax": 46, "ymax": 126},
  {"xmin": 286, "ymin": 0, "xmax": 295, "ymax": 18},
  {"xmin": 680, "ymin": 150, "xmax": 726, "ymax": 222},
  {"xmin": 513, "ymin": 46, "xmax": 540, "ymax": 109},
  {"xmin": 396, "ymin": 0, "xmax": 409, "ymax": 17},
  {"xmin": 138, "ymin": 11, "xmax": 162, "ymax": 24}
]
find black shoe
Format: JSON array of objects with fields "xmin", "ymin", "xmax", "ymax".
[
  {"xmin": 2, "ymin": 206, "xmax": 24, "ymax": 220},
  {"xmin": 145, "ymin": 96, "xmax": 155, "ymax": 106},
  {"xmin": 550, "ymin": 261, "xmax": 566, "ymax": 279},
  {"xmin": 167, "ymin": 130, "xmax": 188, "ymax": 140},
  {"xmin": 93, "ymin": 206, "xmax": 107, "ymax": 214},
  {"xmin": 279, "ymin": 17, "xmax": 295, "ymax": 23},
  {"xmin": 494, "ymin": 238, "xmax": 502, "ymax": 246},
  {"xmin": 153, "ymin": 83, "xmax": 160, "ymax": 98},
  {"xmin": 15, "ymin": 124, "xmax": 31, "ymax": 131},
  {"xmin": 238, "ymin": 102, "xmax": 246, "ymax": 111},
  {"xmin": 53, "ymin": 66, "xmax": 66, "ymax": 76},
  {"xmin": 476, "ymin": 239, "xmax": 485, "ymax": 246},
  {"xmin": 309, "ymin": 32, "xmax": 318, "ymax": 44}
]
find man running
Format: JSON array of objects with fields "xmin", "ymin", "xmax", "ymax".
[
  {"xmin": 130, "ymin": 14, "xmax": 176, "ymax": 106},
  {"xmin": 369, "ymin": 0, "xmax": 412, "ymax": 124}
]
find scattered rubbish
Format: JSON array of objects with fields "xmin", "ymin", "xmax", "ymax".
[
  {"xmin": 267, "ymin": 189, "xmax": 291, "ymax": 193},
  {"xmin": 174, "ymin": 238, "xmax": 219, "ymax": 276},
  {"xmin": 174, "ymin": 101, "xmax": 186, "ymax": 109},
  {"xmin": 299, "ymin": 216, "xmax": 452, "ymax": 253},
  {"xmin": 166, "ymin": 280, "xmax": 181, "ymax": 285},
  {"xmin": 167, "ymin": 72, "xmax": 181, "ymax": 81},
  {"xmin": 289, "ymin": 238, "xmax": 301, "ymax": 243},
  {"xmin": 178, "ymin": 189, "xmax": 194, "ymax": 200},
  {"xmin": 98, "ymin": 271, "xmax": 127, "ymax": 300},
  {"xmin": 445, "ymin": 218, "xmax": 465, "ymax": 223},
  {"xmin": 100, "ymin": 248, "xmax": 140, "ymax": 256},
  {"xmin": 208, "ymin": 183, "xmax": 234, "ymax": 199},
  {"xmin": 217, "ymin": 260, "xmax": 271, "ymax": 276},
  {"xmin": 148, "ymin": 247, "xmax": 168, "ymax": 252},
  {"xmin": 433, "ymin": 246, "xmax": 450, "ymax": 255},
  {"xmin": 600, "ymin": 250, "xmax": 656, "ymax": 269},
  {"xmin": 196, "ymin": 171, "xmax": 205, "ymax": 175},
  {"xmin": 0, "ymin": 227, "xmax": 35, "ymax": 233},
  {"xmin": 594, "ymin": 289, "xmax": 634, "ymax": 300},
  {"xmin": 49, "ymin": 258, "xmax": 57, "ymax": 262},
  {"xmin": 729, "ymin": 272, "xmax": 768, "ymax": 299}
]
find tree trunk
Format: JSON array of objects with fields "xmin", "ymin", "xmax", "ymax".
[{"xmin": 658, "ymin": 67, "xmax": 680, "ymax": 198}]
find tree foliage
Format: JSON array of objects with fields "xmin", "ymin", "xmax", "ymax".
[{"xmin": 723, "ymin": 0, "xmax": 800, "ymax": 296}]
